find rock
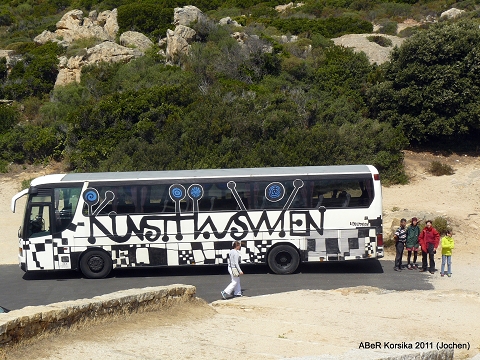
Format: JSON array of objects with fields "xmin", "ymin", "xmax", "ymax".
[
  {"xmin": 120, "ymin": 31, "xmax": 154, "ymax": 52},
  {"xmin": 275, "ymin": 2, "xmax": 305, "ymax": 12},
  {"xmin": 56, "ymin": 9, "xmax": 84, "ymax": 29},
  {"xmin": 84, "ymin": 41, "xmax": 143, "ymax": 65},
  {"xmin": 332, "ymin": 34, "xmax": 405, "ymax": 65},
  {"xmin": 34, "ymin": 8, "xmax": 118, "ymax": 45},
  {"xmin": 440, "ymin": 8, "xmax": 465, "ymax": 19},
  {"xmin": 165, "ymin": 25, "xmax": 196, "ymax": 62},
  {"xmin": 54, "ymin": 41, "xmax": 143, "ymax": 86},
  {"xmin": 102, "ymin": 9, "xmax": 119, "ymax": 39},
  {"xmin": 219, "ymin": 17, "xmax": 241, "ymax": 27},
  {"xmin": 173, "ymin": 5, "xmax": 205, "ymax": 26}
]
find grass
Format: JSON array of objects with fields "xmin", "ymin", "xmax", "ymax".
[{"xmin": 428, "ymin": 161, "xmax": 454, "ymax": 176}]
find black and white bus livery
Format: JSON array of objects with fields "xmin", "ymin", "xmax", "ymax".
[{"xmin": 11, "ymin": 165, "xmax": 383, "ymax": 278}]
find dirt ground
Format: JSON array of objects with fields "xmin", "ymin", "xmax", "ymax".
[{"xmin": 1, "ymin": 152, "xmax": 480, "ymax": 359}]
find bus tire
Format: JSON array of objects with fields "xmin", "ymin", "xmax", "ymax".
[
  {"xmin": 80, "ymin": 249, "xmax": 112, "ymax": 279},
  {"xmin": 267, "ymin": 245, "xmax": 300, "ymax": 275}
]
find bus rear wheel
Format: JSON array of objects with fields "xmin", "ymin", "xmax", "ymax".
[
  {"xmin": 80, "ymin": 250, "xmax": 112, "ymax": 279},
  {"xmin": 267, "ymin": 245, "xmax": 300, "ymax": 274}
]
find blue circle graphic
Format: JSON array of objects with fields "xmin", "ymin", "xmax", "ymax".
[
  {"xmin": 169, "ymin": 184, "xmax": 186, "ymax": 201},
  {"xmin": 189, "ymin": 185, "xmax": 203, "ymax": 199},
  {"xmin": 265, "ymin": 182, "xmax": 285, "ymax": 202},
  {"xmin": 83, "ymin": 188, "xmax": 99, "ymax": 205}
]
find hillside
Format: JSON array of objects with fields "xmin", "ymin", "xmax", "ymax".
[{"xmin": 2, "ymin": 2, "xmax": 480, "ymax": 184}]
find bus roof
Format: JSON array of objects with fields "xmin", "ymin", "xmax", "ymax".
[{"xmin": 30, "ymin": 165, "xmax": 378, "ymax": 186}]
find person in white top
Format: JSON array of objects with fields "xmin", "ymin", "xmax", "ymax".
[{"xmin": 221, "ymin": 241, "xmax": 244, "ymax": 299}]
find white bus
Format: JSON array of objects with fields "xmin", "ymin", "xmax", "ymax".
[{"xmin": 11, "ymin": 165, "xmax": 383, "ymax": 278}]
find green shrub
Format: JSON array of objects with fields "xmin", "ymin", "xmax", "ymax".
[
  {"xmin": 367, "ymin": 35, "xmax": 392, "ymax": 47},
  {"xmin": 428, "ymin": 161, "xmax": 454, "ymax": 176},
  {"xmin": 21, "ymin": 178, "xmax": 32, "ymax": 190},
  {"xmin": 0, "ymin": 159, "xmax": 8, "ymax": 173},
  {"xmin": 418, "ymin": 217, "xmax": 449, "ymax": 235},
  {"xmin": 376, "ymin": 19, "xmax": 397, "ymax": 35},
  {"xmin": 65, "ymin": 37, "xmax": 103, "ymax": 58}
]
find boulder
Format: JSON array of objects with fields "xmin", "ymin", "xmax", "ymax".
[
  {"xmin": 440, "ymin": 8, "xmax": 465, "ymax": 19},
  {"xmin": 83, "ymin": 41, "xmax": 143, "ymax": 66},
  {"xmin": 56, "ymin": 9, "xmax": 84, "ymax": 29},
  {"xmin": 219, "ymin": 17, "xmax": 241, "ymax": 27},
  {"xmin": 120, "ymin": 31, "xmax": 154, "ymax": 52},
  {"xmin": 173, "ymin": 5, "xmax": 205, "ymax": 26},
  {"xmin": 166, "ymin": 25, "xmax": 196, "ymax": 62},
  {"xmin": 101, "ymin": 9, "xmax": 119, "ymax": 39}
]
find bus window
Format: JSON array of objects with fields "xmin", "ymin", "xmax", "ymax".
[
  {"xmin": 312, "ymin": 178, "xmax": 373, "ymax": 208},
  {"xmin": 28, "ymin": 204, "xmax": 51, "ymax": 238},
  {"xmin": 54, "ymin": 187, "xmax": 81, "ymax": 232}
]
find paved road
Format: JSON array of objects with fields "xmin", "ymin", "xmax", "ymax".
[{"xmin": 0, "ymin": 260, "xmax": 433, "ymax": 310}]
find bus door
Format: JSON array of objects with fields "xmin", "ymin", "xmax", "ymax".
[{"xmin": 23, "ymin": 190, "xmax": 56, "ymax": 272}]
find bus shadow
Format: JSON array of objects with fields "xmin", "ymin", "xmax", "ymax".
[
  {"xmin": 21, "ymin": 260, "xmax": 387, "ymax": 280},
  {"xmin": 298, "ymin": 259, "xmax": 386, "ymax": 274}
]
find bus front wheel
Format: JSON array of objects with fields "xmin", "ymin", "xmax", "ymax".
[
  {"xmin": 80, "ymin": 250, "xmax": 112, "ymax": 279},
  {"xmin": 267, "ymin": 245, "xmax": 300, "ymax": 274}
]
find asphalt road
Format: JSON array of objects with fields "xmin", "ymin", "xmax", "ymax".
[{"xmin": 0, "ymin": 260, "xmax": 433, "ymax": 311}]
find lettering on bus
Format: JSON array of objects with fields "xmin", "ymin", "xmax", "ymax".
[{"xmin": 81, "ymin": 180, "xmax": 327, "ymax": 244}]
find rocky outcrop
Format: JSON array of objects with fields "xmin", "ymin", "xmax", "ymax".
[
  {"xmin": 440, "ymin": 8, "xmax": 465, "ymax": 19},
  {"xmin": 120, "ymin": 31, "xmax": 154, "ymax": 52},
  {"xmin": 165, "ymin": 25, "xmax": 196, "ymax": 63},
  {"xmin": 332, "ymin": 34, "xmax": 405, "ymax": 65},
  {"xmin": 34, "ymin": 9, "xmax": 118, "ymax": 46},
  {"xmin": 275, "ymin": 2, "xmax": 305, "ymax": 12},
  {"xmin": 55, "ymin": 41, "xmax": 143, "ymax": 86},
  {"xmin": 173, "ymin": 5, "xmax": 205, "ymax": 26}
]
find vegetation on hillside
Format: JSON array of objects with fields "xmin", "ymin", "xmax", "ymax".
[{"xmin": 1, "ymin": 0, "xmax": 479, "ymax": 183}]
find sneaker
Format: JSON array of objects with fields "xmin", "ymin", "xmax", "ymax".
[
  {"xmin": 413, "ymin": 264, "xmax": 419, "ymax": 269},
  {"xmin": 407, "ymin": 264, "xmax": 413, "ymax": 270},
  {"xmin": 234, "ymin": 294, "xmax": 243, "ymax": 297},
  {"xmin": 447, "ymin": 274, "xmax": 452, "ymax": 277},
  {"xmin": 441, "ymin": 273, "xmax": 444, "ymax": 277},
  {"xmin": 429, "ymin": 271, "xmax": 435, "ymax": 274},
  {"xmin": 419, "ymin": 269, "xmax": 427, "ymax": 272},
  {"xmin": 394, "ymin": 267, "xmax": 401, "ymax": 271},
  {"xmin": 221, "ymin": 291, "xmax": 228, "ymax": 300}
]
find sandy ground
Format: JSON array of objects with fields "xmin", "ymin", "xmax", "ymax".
[{"xmin": 1, "ymin": 152, "xmax": 480, "ymax": 359}]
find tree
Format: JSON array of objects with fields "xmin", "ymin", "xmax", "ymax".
[{"xmin": 368, "ymin": 20, "xmax": 480, "ymax": 145}]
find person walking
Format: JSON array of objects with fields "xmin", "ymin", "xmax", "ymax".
[
  {"xmin": 405, "ymin": 217, "xmax": 420, "ymax": 269},
  {"xmin": 418, "ymin": 220, "xmax": 440, "ymax": 274},
  {"xmin": 393, "ymin": 218, "xmax": 407, "ymax": 271},
  {"xmin": 221, "ymin": 241, "xmax": 244, "ymax": 299},
  {"xmin": 440, "ymin": 229, "xmax": 454, "ymax": 277}
]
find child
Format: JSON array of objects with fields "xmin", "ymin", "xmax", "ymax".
[
  {"xmin": 393, "ymin": 218, "xmax": 407, "ymax": 271},
  {"xmin": 441, "ymin": 229, "xmax": 454, "ymax": 277},
  {"xmin": 405, "ymin": 217, "xmax": 420, "ymax": 269}
]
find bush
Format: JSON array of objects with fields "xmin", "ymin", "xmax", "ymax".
[
  {"xmin": 366, "ymin": 35, "xmax": 392, "ymax": 47},
  {"xmin": 418, "ymin": 217, "xmax": 450, "ymax": 235},
  {"xmin": 428, "ymin": 161, "xmax": 454, "ymax": 176}
]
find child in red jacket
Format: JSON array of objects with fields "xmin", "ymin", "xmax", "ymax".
[{"xmin": 418, "ymin": 220, "xmax": 440, "ymax": 274}]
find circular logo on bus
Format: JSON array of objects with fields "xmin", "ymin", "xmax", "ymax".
[
  {"xmin": 188, "ymin": 184, "xmax": 204, "ymax": 200},
  {"xmin": 169, "ymin": 184, "xmax": 186, "ymax": 201},
  {"xmin": 83, "ymin": 188, "xmax": 99, "ymax": 206},
  {"xmin": 265, "ymin": 182, "xmax": 285, "ymax": 202}
]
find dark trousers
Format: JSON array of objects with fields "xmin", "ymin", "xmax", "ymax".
[
  {"xmin": 407, "ymin": 250, "xmax": 418, "ymax": 264},
  {"xmin": 394, "ymin": 241, "xmax": 405, "ymax": 269},
  {"xmin": 422, "ymin": 243, "xmax": 435, "ymax": 271}
]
